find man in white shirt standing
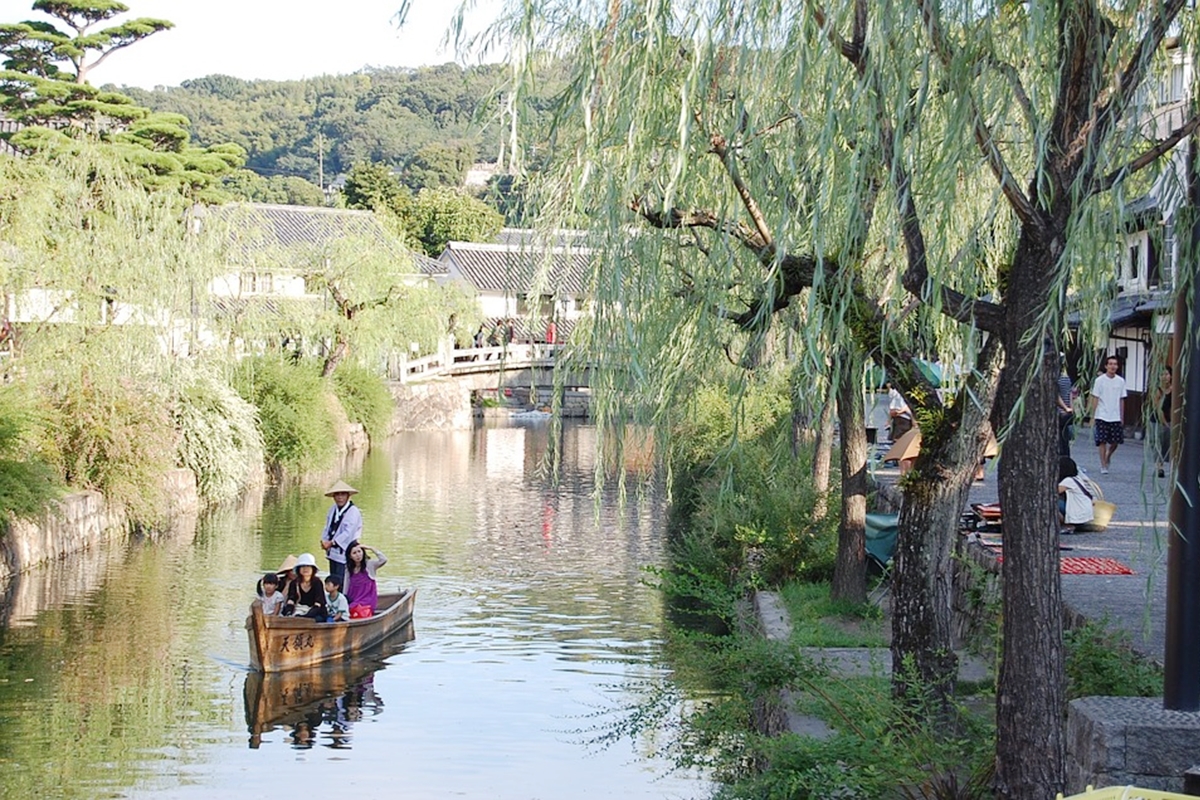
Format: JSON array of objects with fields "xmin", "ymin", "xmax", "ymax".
[{"xmin": 1087, "ymin": 355, "xmax": 1127, "ymax": 475}]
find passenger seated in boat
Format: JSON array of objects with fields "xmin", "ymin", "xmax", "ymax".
[
  {"xmin": 259, "ymin": 572, "xmax": 285, "ymax": 616},
  {"xmin": 324, "ymin": 575, "xmax": 349, "ymax": 622},
  {"xmin": 281, "ymin": 553, "xmax": 326, "ymax": 619},
  {"xmin": 344, "ymin": 540, "xmax": 388, "ymax": 617}
]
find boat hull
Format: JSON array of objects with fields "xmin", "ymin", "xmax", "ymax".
[{"xmin": 246, "ymin": 589, "xmax": 417, "ymax": 672}]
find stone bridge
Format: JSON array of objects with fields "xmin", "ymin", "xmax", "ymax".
[{"xmin": 386, "ymin": 340, "xmax": 593, "ymax": 431}]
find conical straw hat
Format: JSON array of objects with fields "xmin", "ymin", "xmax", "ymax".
[
  {"xmin": 324, "ymin": 479, "xmax": 359, "ymax": 497},
  {"xmin": 883, "ymin": 428, "xmax": 922, "ymax": 462},
  {"xmin": 269, "ymin": 554, "xmax": 298, "ymax": 574}
]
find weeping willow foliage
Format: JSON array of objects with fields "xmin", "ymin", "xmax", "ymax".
[
  {"xmin": 36, "ymin": 349, "xmax": 178, "ymax": 524},
  {"xmin": 0, "ymin": 382, "xmax": 60, "ymax": 526},
  {"xmin": 211, "ymin": 208, "xmax": 482, "ymax": 367},
  {"xmin": 0, "ymin": 149, "xmax": 232, "ymax": 521},
  {"xmin": 331, "ymin": 362, "xmax": 395, "ymax": 441},
  {"xmin": 485, "ymin": 0, "xmax": 1194, "ymax": 454},
  {"xmin": 231, "ymin": 357, "xmax": 339, "ymax": 475},
  {"xmin": 169, "ymin": 363, "xmax": 264, "ymax": 505}
]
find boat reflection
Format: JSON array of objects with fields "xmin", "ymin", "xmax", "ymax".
[{"xmin": 243, "ymin": 620, "xmax": 414, "ymax": 749}]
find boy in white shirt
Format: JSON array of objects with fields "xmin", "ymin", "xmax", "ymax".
[
  {"xmin": 324, "ymin": 575, "xmax": 349, "ymax": 622},
  {"xmin": 259, "ymin": 573, "xmax": 285, "ymax": 616}
]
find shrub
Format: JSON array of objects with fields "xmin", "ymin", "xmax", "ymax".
[
  {"xmin": 1065, "ymin": 620, "xmax": 1162, "ymax": 699},
  {"xmin": 330, "ymin": 362, "xmax": 393, "ymax": 440},
  {"xmin": 232, "ymin": 357, "xmax": 338, "ymax": 475},
  {"xmin": 0, "ymin": 382, "xmax": 60, "ymax": 527},
  {"xmin": 171, "ymin": 366, "xmax": 264, "ymax": 505},
  {"xmin": 669, "ymin": 407, "xmax": 838, "ymax": 588},
  {"xmin": 40, "ymin": 368, "xmax": 176, "ymax": 525}
]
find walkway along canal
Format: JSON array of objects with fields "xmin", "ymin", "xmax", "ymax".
[{"xmin": 0, "ymin": 420, "xmax": 709, "ymax": 799}]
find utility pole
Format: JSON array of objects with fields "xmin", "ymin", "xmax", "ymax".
[{"xmin": 1164, "ymin": 130, "xmax": 1200, "ymax": 711}]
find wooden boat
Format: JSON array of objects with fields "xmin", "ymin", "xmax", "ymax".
[{"xmin": 246, "ymin": 589, "xmax": 417, "ymax": 672}]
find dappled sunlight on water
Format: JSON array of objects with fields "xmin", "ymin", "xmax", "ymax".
[{"xmin": 0, "ymin": 421, "xmax": 708, "ymax": 799}]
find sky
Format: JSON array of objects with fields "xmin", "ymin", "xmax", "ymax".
[{"xmin": 0, "ymin": 0, "xmax": 507, "ymax": 89}]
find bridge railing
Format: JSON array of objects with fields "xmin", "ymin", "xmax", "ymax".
[{"xmin": 388, "ymin": 338, "xmax": 562, "ymax": 384}]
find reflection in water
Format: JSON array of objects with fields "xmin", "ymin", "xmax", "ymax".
[
  {"xmin": 245, "ymin": 623, "xmax": 412, "ymax": 750},
  {"xmin": 0, "ymin": 421, "xmax": 708, "ymax": 799}
]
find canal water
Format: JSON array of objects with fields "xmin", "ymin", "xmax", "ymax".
[{"xmin": 0, "ymin": 421, "xmax": 709, "ymax": 799}]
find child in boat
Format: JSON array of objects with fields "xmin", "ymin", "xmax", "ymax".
[
  {"xmin": 259, "ymin": 572, "xmax": 285, "ymax": 616},
  {"xmin": 325, "ymin": 575, "xmax": 349, "ymax": 623}
]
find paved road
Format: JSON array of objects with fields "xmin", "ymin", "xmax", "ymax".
[{"xmin": 962, "ymin": 429, "xmax": 1170, "ymax": 662}]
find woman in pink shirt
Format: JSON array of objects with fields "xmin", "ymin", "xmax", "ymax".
[{"xmin": 344, "ymin": 540, "xmax": 388, "ymax": 616}]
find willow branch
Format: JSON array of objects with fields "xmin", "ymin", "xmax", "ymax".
[
  {"xmin": 1094, "ymin": 0, "xmax": 1190, "ymax": 147},
  {"xmin": 1092, "ymin": 113, "xmax": 1200, "ymax": 195},
  {"xmin": 984, "ymin": 54, "xmax": 1037, "ymax": 135},
  {"xmin": 913, "ymin": 0, "xmax": 1037, "ymax": 226},
  {"xmin": 703, "ymin": 125, "xmax": 777, "ymax": 256}
]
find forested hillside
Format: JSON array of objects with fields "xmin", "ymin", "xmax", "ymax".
[{"xmin": 116, "ymin": 63, "xmax": 560, "ymax": 204}]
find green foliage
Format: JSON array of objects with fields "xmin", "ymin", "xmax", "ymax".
[
  {"xmin": 170, "ymin": 365, "xmax": 264, "ymax": 505},
  {"xmin": 656, "ymin": 619, "xmax": 993, "ymax": 799},
  {"xmin": 1064, "ymin": 621, "xmax": 1162, "ymax": 699},
  {"xmin": 231, "ymin": 357, "xmax": 337, "ymax": 475},
  {"xmin": 0, "ymin": 2, "xmax": 242, "ymax": 200},
  {"xmin": 402, "ymin": 141, "xmax": 476, "ymax": 192},
  {"xmin": 120, "ymin": 62, "xmax": 568, "ymax": 192},
  {"xmin": 343, "ymin": 161, "xmax": 413, "ymax": 218},
  {"xmin": 39, "ymin": 364, "xmax": 177, "ymax": 525},
  {"xmin": 330, "ymin": 362, "xmax": 393, "ymax": 441},
  {"xmin": 667, "ymin": 380, "xmax": 836, "ymax": 587},
  {"xmin": 222, "ymin": 168, "xmax": 325, "ymax": 206},
  {"xmin": 0, "ymin": 382, "xmax": 60, "ymax": 525},
  {"xmin": 409, "ymin": 187, "xmax": 504, "ymax": 257}
]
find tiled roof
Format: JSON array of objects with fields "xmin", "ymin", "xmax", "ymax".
[
  {"xmin": 439, "ymin": 240, "xmax": 592, "ymax": 295},
  {"xmin": 207, "ymin": 203, "xmax": 429, "ymax": 272},
  {"xmin": 493, "ymin": 228, "xmax": 589, "ymax": 249}
]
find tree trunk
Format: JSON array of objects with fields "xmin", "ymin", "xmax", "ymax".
[
  {"xmin": 992, "ymin": 236, "xmax": 1065, "ymax": 799},
  {"xmin": 832, "ymin": 352, "xmax": 867, "ymax": 604},
  {"xmin": 891, "ymin": 341, "xmax": 1002, "ymax": 712},
  {"xmin": 811, "ymin": 372, "xmax": 837, "ymax": 520},
  {"xmin": 321, "ymin": 338, "xmax": 349, "ymax": 378}
]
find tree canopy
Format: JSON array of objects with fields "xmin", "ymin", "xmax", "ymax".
[
  {"xmin": 118, "ymin": 61, "xmax": 570, "ymax": 197},
  {"xmin": 0, "ymin": 1, "xmax": 242, "ymax": 201},
  {"xmin": 495, "ymin": 0, "xmax": 1199, "ymax": 796}
]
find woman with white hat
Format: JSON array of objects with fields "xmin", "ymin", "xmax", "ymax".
[
  {"xmin": 281, "ymin": 553, "xmax": 326, "ymax": 619},
  {"xmin": 320, "ymin": 479, "xmax": 362, "ymax": 584}
]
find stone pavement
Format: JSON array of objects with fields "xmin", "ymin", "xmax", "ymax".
[{"xmin": 874, "ymin": 424, "xmax": 1174, "ymax": 663}]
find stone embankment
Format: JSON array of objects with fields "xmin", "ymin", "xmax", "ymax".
[
  {"xmin": 0, "ymin": 421, "xmax": 369, "ymax": 586},
  {"xmin": 0, "ymin": 467, "xmax": 199, "ymax": 586}
]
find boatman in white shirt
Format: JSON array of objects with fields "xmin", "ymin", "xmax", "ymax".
[
  {"xmin": 1087, "ymin": 355, "xmax": 1127, "ymax": 475},
  {"xmin": 320, "ymin": 479, "xmax": 362, "ymax": 584}
]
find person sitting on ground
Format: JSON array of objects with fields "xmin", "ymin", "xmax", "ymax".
[
  {"xmin": 1057, "ymin": 456, "xmax": 1095, "ymax": 533},
  {"xmin": 324, "ymin": 575, "xmax": 349, "ymax": 623},
  {"xmin": 344, "ymin": 540, "xmax": 388, "ymax": 617},
  {"xmin": 282, "ymin": 553, "xmax": 327, "ymax": 619},
  {"xmin": 259, "ymin": 572, "xmax": 286, "ymax": 616}
]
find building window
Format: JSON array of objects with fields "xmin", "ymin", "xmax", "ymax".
[
  {"xmin": 239, "ymin": 272, "xmax": 274, "ymax": 295},
  {"xmin": 1120, "ymin": 232, "xmax": 1153, "ymax": 292}
]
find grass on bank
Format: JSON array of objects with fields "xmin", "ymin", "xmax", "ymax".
[{"xmin": 777, "ymin": 581, "xmax": 887, "ymax": 648}]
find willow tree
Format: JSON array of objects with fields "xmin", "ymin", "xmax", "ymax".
[
  {"xmin": 490, "ymin": 0, "xmax": 1003, "ymax": 719},
  {"xmin": 489, "ymin": 0, "xmax": 1199, "ymax": 795}
]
